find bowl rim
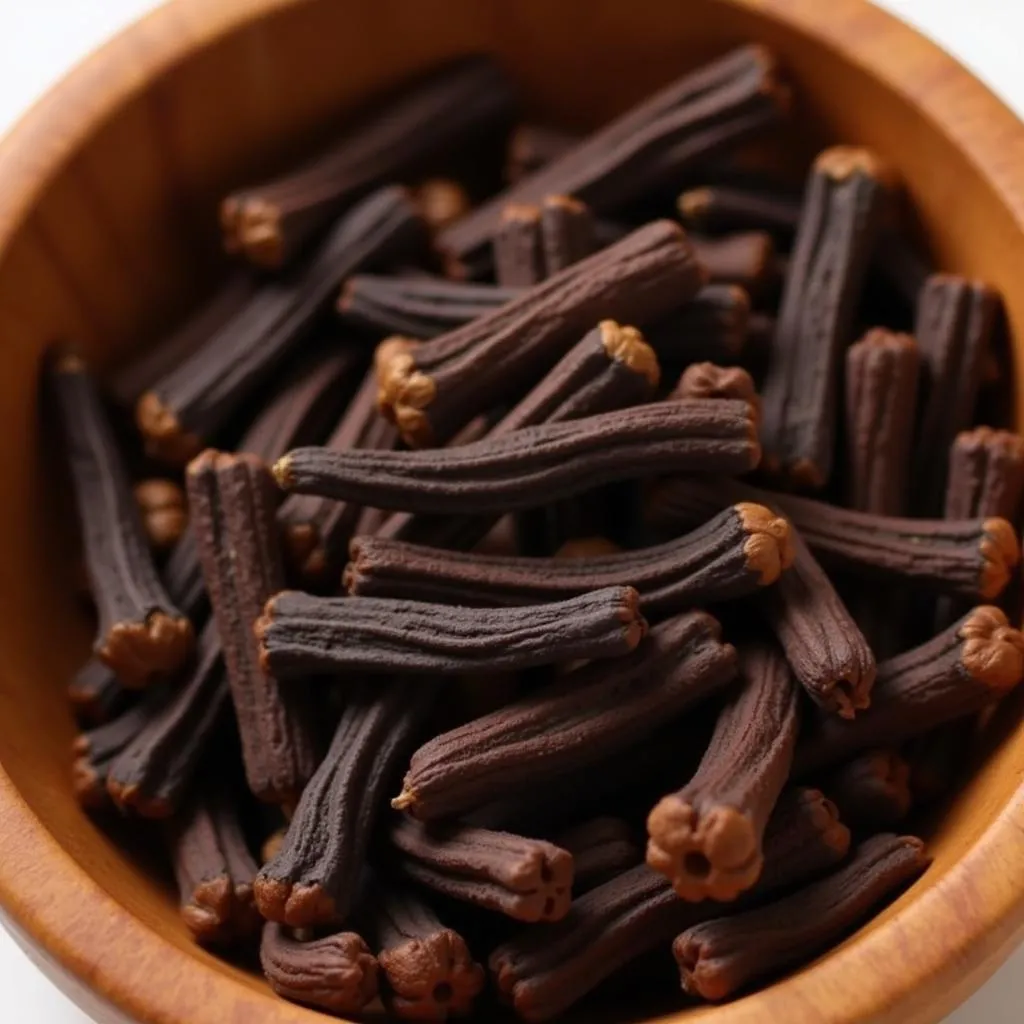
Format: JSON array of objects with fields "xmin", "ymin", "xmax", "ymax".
[{"xmin": 3, "ymin": 0, "xmax": 1024, "ymax": 1021}]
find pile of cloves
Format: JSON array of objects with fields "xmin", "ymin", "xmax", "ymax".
[{"xmin": 51, "ymin": 45, "xmax": 1024, "ymax": 1021}]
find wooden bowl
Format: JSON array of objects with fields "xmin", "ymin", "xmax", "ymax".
[{"xmin": 1, "ymin": 0, "xmax": 1023, "ymax": 1021}]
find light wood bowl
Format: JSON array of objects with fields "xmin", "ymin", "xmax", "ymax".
[{"xmin": 1, "ymin": 0, "xmax": 1023, "ymax": 1021}]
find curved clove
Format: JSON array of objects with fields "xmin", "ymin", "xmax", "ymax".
[
  {"xmin": 257, "ymin": 587, "xmax": 646, "ymax": 680},
  {"xmin": 394, "ymin": 611, "xmax": 736, "ymax": 821},
  {"xmin": 647, "ymin": 641, "xmax": 800, "ymax": 901},
  {"xmin": 346, "ymin": 502, "xmax": 792, "ymax": 612},
  {"xmin": 50, "ymin": 354, "xmax": 193, "ymax": 687}
]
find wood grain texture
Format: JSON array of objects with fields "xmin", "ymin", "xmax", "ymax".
[{"xmin": 1, "ymin": 0, "xmax": 1024, "ymax": 1022}]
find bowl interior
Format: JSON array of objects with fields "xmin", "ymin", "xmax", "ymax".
[{"xmin": 1, "ymin": 1, "xmax": 1024, "ymax": 1022}]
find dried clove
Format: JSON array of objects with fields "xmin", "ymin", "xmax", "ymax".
[
  {"xmin": 338, "ymin": 273, "xmax": 520, "ymax": 339},
  {"xmin": 222, "ymin": 56, "xmax": 514, "ymax": 268},
  {"xmin": 674, "ymin": 834, "xmax": 929, "ymax": 1001},
  {"xmin": 165, "ymin": 781, "xmax": 262, "ymax": 945},
  {"xmin": 187, "ymin": 451, "xmax": 317, "ymax": 806},
  {"xmin": 539, "ymin": 195, "xmax": 595, "ymax": 274},
  {"xmin": 825, "ymin": 749, "xmax": 912, "ymax": 829},
  {"xmin": 760, "ymin": 147, "xmax": 895, "ymax": 488},
  {"xmin": 260, "ymin": 923, "xmax": 379, "ymax": 1015},
  {"xmin": 555, "ymin": 818, "xmax": 642, "ymax": 892},
  {"xmin": 256, "ymin": 680, "xmax": 437, "ymax": 927},
  {"xmin": 494, "ymin": 204, "xmax": 546, "ymax": 287},
  {"xmin": 50, "ymin": 354, "xmax": 193, "ymax": 686},
  {"xmin": 647, "ymin": 641, "xmax": 800, "ymax": 901},
  {"xmin": 375, "ymin": 220, "xmax": 706, "ymax": 446},
  {"xmin": 945, "ymin": 427, "xmax": 1024, "ymax": 522},
  {"xmin": 645, "ymin": 476, "xmax": 1022, "ymax": 601},
  {"xmin": 797, "ymin": 606, "xmax": 1024, "ymax": 774},
  {"xmin": 390, "ymin": 817, "xmax": 574, "ymax": 923},
  {"xmin": 139, "ymin": 187, "xmax": 424, "ymax": 464},
  {"xmin": 257, "ymin": 586, "xmax": 646, "ymax": 679},
  {"xmin": 368, "ymin": 882, "xmax": 485, "ymax": 1020},
  {"xmin": 490, "ymin": 788, "xmax": 850, "ymax": 1022},
  {"xmin": 277, "ymin": 366, "xmax": 399, "ymax": 585},
  {"xmin": 346, "ymin": 502, "xmax": 792, "ymax": 612},
  {"xmin": 275, "ymin": 399, "xmax": 760, "ymax": 515},
  {"xmin": 912, "ymin": 275, "xmax": 1001, "ymax": 514},
  {"xmin": 106, "ymin": 621, "xmax": 229, "ymax": 817},
  {"xmin": 844, "ymin": 328, "xmax": 920, "ymax": 515},
  {"xmin": 393, "ymin": 610, "xmax": 736, "ymax": 820},
  {"xmin": 440, "ymin": 45, "xmax": 789, "ymax": 268}
]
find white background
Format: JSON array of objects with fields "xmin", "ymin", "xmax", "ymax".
[{"xmin": 0, "ymin": 0, "xmax": 1021, "ymax": 1020}]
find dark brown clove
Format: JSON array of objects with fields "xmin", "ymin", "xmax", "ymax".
[
  {"xmin": 222, "ymin": 56, "xmax": 514, "ymax": 268},
  {"xmin": 797, "ymin": 606, "xmax": 1024, "ymax": 775},
  {"xmin": 647, "ymin": 641, "xmax": 800, "ymax": 902},
  {"xmin": 368, "ymin": 883, "xmax": 485, "ymax": 1020},
  {"xmin": 674, "ymin": 834, "xmax": 929, "ymax": 1001},
  {"xmin": 346, "ymin": 502, "xmax": 791, "ymax": 612},
  {"xmin": 390, "ymin": 817, "xmax": 574, "ymax": 923},
  {"xmin": 539, "ymin": 195, "xmax": 596, "ymax": 274},
  {"xmin": 139, "ymin": 187, "xmax": 424, "ymax": 464},
  {"xmin": 645, "ymin": 476, "xmax": 1022, "ymax": 601},
  {"xmin": 393, "ymin": 610, "xmax": 736, "ymax": 821},
  {"xmin": 134, "ymin": 480, "xmax": 188, "ymax": 551},
  {"xmin": 763, "ymin": 529, "xmax": 876, "ymax": 718},
  {"xmin": 106, "ymin": 621, "xmax": 229, "ymax": 817},
  {"xmin": 760, "ymin": 147, "xmax": 895, "ymax": 488},
  {"xmin": 375, "ymin": 220, "xmax": 706, "ymax": 446},
  {"xmin": 277, "ymin": 366, "xmax": 399, "ymax": 585},
  {"xmin": 257, "ymin": 587, "xmax": 646, "ymax": 680},
  {"xmin": 825, "ymin": 750, "xmax": 912, "ymax": 829},
  {"xmin": 945, "ymin": 427, "xmax": 1024, "ymax": 522},
  {"xmin": 165, "ymin": 781, "xmax": 262, "ymax": 945},
  {"xmin": 255, "ymin": 680, "xmax": 437, "ymax": 928},
  {"xmin": 844, "ymin": 328, "xmax": 920, "ymax": 516},
  {"xmin": 912, "ymin": 274, "xmax": 1001, "ymax": 514},
  {"xmin": 489, "ymin": 788, "xmax": 850, "ymax": 1022},
  {"xmin": 338, "ymin": 274, "xmax": 521, "ymax": 339},
  {"xmin": 555, "ymin": 818, "xmax": 642, "ymax": 892},
  {"xmin": 275, "ymin": 399, "xmax": 759, "ymax": 515},
  {"xmin": 494, "ymin": 204, "xmax": 545, "ymax": 287},
  {"xmin": 260, "ymin": 923, "xmax": 379, "ymax": 1015},
  {"xmin": 187, "ymin": 451, "xmax": 317, "ymax": 806},
  {"xmin": 440, "ymin": 46, "xmax": 789, "ymax": 268},
  {"xmin": 677, "ymin": 184, "xmax": 802, "ymax": 236},
  {"xmin": 50, "ymin": 355, "xmax": 193, "ymax": 687}
]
